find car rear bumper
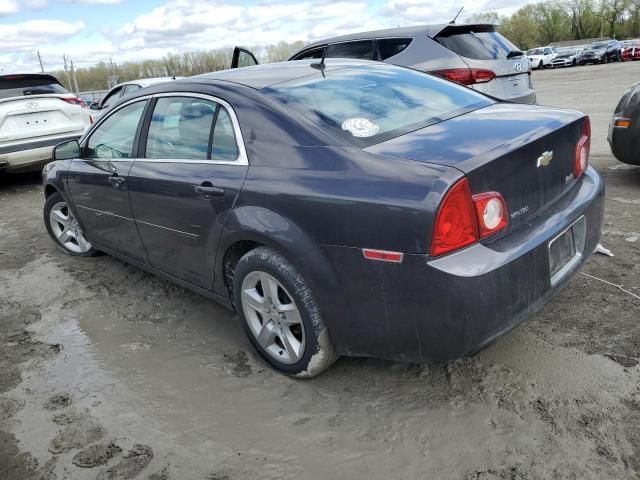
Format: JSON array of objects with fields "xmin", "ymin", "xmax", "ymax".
[
  {"xmin": 0, "ymin": 134, "xmax": 81, "ymax": 171},
  {"xmin": 608, "ymin": 122, "xmax": 639, "ymax": 165},
  {"xmin": 321, "ymin": 166, "xmax": 604, "ymax": 363}
]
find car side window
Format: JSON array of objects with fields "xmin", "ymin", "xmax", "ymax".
[
  {"xmin": 122, "ymin": 84, "xmax": 141, "ymax": 95},
  {"xmin": 292, "ymin": 47, "xmax": 326, "ymax": 60},
  {"xmin": 85, "ymin": 101, "xmax": 147, "ymax": 159},
  {"xmin": 327, "ymin": 40, "xmax": 376, "ymax": 60},
  {"xmin": 377, "ymin": 38, "xmax": 412, "ymax": 60},
  {"xmin": 101, "ymin": 86, "xmax": 123, "ymax": 109},
  {"xmin": 145, "ymin": 97, "xmax": 217, "ymax": 160},
  {"xmin": 544, "ymin": 48, "xmax": 551, "ymax": 55},
  {"xmin": 211, "ymin": 107, "xmax": 239, "ymax": 161}
]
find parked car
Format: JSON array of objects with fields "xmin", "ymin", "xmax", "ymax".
[
  {"xmin": 233, "ymin": 23, "xmax": 536, "ymax": 104},
  {"xmin": 580, "ymin": 40, "xmax": 622, "ymax": 64},
  {"xmin": 608, "ymin": 81, "xmax": 639, "ymax": 165},
  {"xmin": 0, "ymin": 74, "xmax": 91, "ymax": 173},
  {"xmin": 551, "ymin": 49, "xmax": 580, "ymax": 67},
  {"xmin": 90, "ymin": 77, "xmax": 180, "ymax": 118},
  {"xmin": 527, "ymin": 47, "xmax": 556, "ymax": 69},
  {"xmin": 43, "ymin": 60, "xmax": 603, "ymax": 377},
  {"xmin": 621, "ymin": 41, "xmax": 640, "ymax": 61}
]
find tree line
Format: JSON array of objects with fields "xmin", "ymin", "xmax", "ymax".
[
  {"xmin": 56, "ymin": 0, "xmax": 639, "ymax": 92},
  {"xmin": 469, "ymin": 0, "xmax": 640, "ymax": 50}
]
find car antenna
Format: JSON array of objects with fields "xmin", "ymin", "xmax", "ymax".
[
  {"xmin": 450, "ymin": 6, "xmax": 464, "ymax": 24},
  {"xmin": 310, "ymin": 47, "xmax": 327, "ymax": 78}
]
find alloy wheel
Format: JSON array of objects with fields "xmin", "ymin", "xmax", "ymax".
[
  {"xmin": 240, "ymin": 271, "xmax": 306, "ymax": 364},
  {"xmin": 49, "ymin": 202, "xmax": 92, "ymax": 254}
]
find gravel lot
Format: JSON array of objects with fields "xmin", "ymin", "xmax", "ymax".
[{"xmin": 1, "ymin": 62, "xmax": 639, "ymax": 480}]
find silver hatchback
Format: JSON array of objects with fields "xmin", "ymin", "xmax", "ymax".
[{"xmin": 287, "ymin": 24, "xmax": 535, "ymax": 104}]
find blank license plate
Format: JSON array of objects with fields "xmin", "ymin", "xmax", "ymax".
[{"xmin": 548, "ymin": 217, "xmax": 586, "ymax": 286}]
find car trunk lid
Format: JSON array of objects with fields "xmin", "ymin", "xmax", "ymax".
[
  {"xmin": 0, "ymin": 95, "xmax": 85, "ymax": 143},
  {"xmin": 365, "ymin": 103, "xmax": 587, "ymax": 233}
]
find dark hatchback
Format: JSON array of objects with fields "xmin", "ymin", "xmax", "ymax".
[{"xmin": 43, "ymin": 60, "xmax": 604, "ymax": 377}]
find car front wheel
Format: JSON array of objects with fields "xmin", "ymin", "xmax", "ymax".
[
  {"xmin": 233, "ymin": 247, "xmax": 338, "ymax": 378},
  {"xmin": 44, "ymin": 191, "xmax": 97, "ymax": 256}
]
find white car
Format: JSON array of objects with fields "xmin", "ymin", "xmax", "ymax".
[
  {"xmin": 527, "ymin": 47, "xmax": 557, "ymax": 69},
  {"xmin": 0, "ymin": 74, "xmax": 91, "ymax": 173},
  {"xmin": 89, "ymin": 77, "xmax": 181, "ymax": 119}
]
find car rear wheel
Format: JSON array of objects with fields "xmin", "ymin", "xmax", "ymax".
[
  {"xmin": 233, "ymin": 247, "xmax": 338, "ymax": 378},
  {"xmin": 44, "ymin": 192, "xmax": 97, "ymax": 256}
]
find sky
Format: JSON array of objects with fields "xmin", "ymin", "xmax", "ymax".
[{"xmin": 0, "ymin": 0, "xmax": 531, "ymax": 74}]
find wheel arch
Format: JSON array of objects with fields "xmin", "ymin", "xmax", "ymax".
[{"xmin": 215, "ymin": 206, "xmax": 344, "ymax": 329}]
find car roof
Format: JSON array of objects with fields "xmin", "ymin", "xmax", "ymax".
[
  {"xmin": 117, "ymin": 77, "xmax": 180, "ymax": 88},
  {"xmin": 191, "ymin": 59, "xmax": 378, "ymax": 90},
  {"xmin": 298, "ymin": 23, "xmax": 492, "ymax": 51},
  {"xmin": 0, "ymin": 73, "xmax": 63, "ymax": 85}
]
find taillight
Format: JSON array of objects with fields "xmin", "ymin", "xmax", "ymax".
[
  {"xmin": 431, "ymin": 178, "xmax": 478, "ymax": 256},
  {"xmin": 431, "ymin": 179, "xmax": 509, "ymax": 256},
  {"xmin": 431, "ymin": 68, "xmax": 496, "ymax": 86},
  {"xmin": 61, "ymin": 97, "xmax": 86, "ymax": 107},
  {"xmin": 574, "ymin": 117, "xmax": 590, "ymax": 178},
  {"xmin": 472, "ymin": 192, "xmax": 508, "ymax": 238}
]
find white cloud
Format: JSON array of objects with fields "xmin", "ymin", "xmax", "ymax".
[
  {"xmin": 1, "ymin": 0, "xmax": 532, "ymax": 74},
  {"xmin": 0, "ymin": 0, "xmax": 19, "ymax": 16}
]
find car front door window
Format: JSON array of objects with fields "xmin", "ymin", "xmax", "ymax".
[{"xmin": 85, "ymin": 101, "xmax": 147, "ymax": 159}]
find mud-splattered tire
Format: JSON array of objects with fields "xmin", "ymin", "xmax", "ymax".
[
  {"xmin": 233, "ymin": 247, "xmax": 338, "ymax": 378},
  {"xmin": 44, "ymin": 191, "xmax": 98, "ymax": 257}
]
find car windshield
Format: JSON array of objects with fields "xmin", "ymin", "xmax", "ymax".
[
  {"xmin": 558, "ymin": 50, "xmax": 575, "ymax": 57},
  {"xmin": 529, "ymin": 49, "xmax": 544, "ymax": 55},
  {"xmin": 0, "ymin": 75, "xmax": 68, "ymax": 100},
  {"xmin": 589, "ymin": 43, "xmax": 607, "ymax": 50},
  {"xmin": 262, "ymin": 64, "xmax": 494, "ymax": 148}
]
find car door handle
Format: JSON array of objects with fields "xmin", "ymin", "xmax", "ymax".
[
  {"xmin": 109, "ymin": 176, "xmax": 126, "ymax": 188},
  {"xmin": 194, "ymin": 183, "xmax": 224, "ymax": 198}
]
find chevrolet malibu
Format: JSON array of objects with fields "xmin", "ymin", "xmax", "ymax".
[{"xmin": 42, "ymin": 60, "xmax": 604, "ymax": 377}]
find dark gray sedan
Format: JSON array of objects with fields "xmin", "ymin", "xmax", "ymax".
[
  {"xmin": 43, "ymin": 60, "xmax": 604, "ymax": 377},
  {"xmin": 609, "ymin": 81, "xmax": 639, "ymax": 165}
]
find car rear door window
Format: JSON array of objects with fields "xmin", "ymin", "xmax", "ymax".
[
  {"xmin": 145, "ymin": 97, "xmax": 217, "ymax": 160},
  {"xmin": 327, "ymin": 40, "xmax": 376, "ymax": 60},
  {"xmin": 435, "ymin": 26, "xmax": 520, "ymax": 60},
  {"xmin": 85, "ymin": 101, "xmax": 147, "ymax": 159},
  {"xmin": 377, "ymin": 38, "xmax": 412, "ymax": 60},
  {"xmin": 211, "ymin": 108, "xmax": 239, "ymax": 161},
  {"xmin": 292, "ymin": 47, "xmax": 326, "ymax": 60}
]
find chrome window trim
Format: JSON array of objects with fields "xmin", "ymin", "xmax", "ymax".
[{"xmin": 83, "ymin": 92, "xmax": 249, "ymax": 166}]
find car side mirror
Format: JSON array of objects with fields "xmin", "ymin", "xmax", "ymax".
[
  {"xmin": 53, "ymin": 139, "xmax": 80, "ymax": 161},
  {"xmin": 89, "ymin": 103, "xmax": 100, "ymax": 111}
]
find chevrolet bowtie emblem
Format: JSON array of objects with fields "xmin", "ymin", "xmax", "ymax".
[{"xmin": 536, "ymin": 151, "xmax": 553, "ymax": 167}]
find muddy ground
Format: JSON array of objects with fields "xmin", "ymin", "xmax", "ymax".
[{"xmin": 1, "ymin": 62, "xmax": 639, "ymax": 480}]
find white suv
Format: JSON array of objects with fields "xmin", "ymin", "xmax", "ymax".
[
  {"xmin": 0, "ymin": 74, "xmax": 92, "ymax": 173},
  {"xmin": 527, "ymin": 47, "xmax": 557, "ymax": 69}
]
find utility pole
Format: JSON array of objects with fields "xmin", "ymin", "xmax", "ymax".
[
  {"xmin": 70, "ymin": 59, "xmax": 80, "ymax": 94},
  {"xmin": 36, "ymin": 51, "xmax": 44, "ymax": 73},
  {"xmin": 62, "ymin": 55, "xmax": 72, "ymax": 90}
]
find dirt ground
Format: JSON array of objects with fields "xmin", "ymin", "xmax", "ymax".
[{"xmin": 1, "ymin": 61, "xmax": 639, "ymax": 480}]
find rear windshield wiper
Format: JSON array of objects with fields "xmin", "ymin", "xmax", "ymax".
[{"xmin": 507, "ymin": 50, "xmax": 524, "ymax": 59}]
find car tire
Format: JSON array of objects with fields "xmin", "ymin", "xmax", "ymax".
[
  {"xmin": 233, "ymin": 246, "xmax": 338, "ymax": 378},
  {"xmin": 44, "ymin": 191, "xmax": 98, "ymax": 257}
]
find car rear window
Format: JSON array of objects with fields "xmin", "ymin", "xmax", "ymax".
[
  {"xmin": 0, "ymin": 75, "xmax": 68, "ymax": 100},
  {"xmin": 262, "ymin": 64, "xmax": 493, "ymax": 148},
  {"xmin": 436, "ymin": 26, "xmax": 521, "ymax": 60}
]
